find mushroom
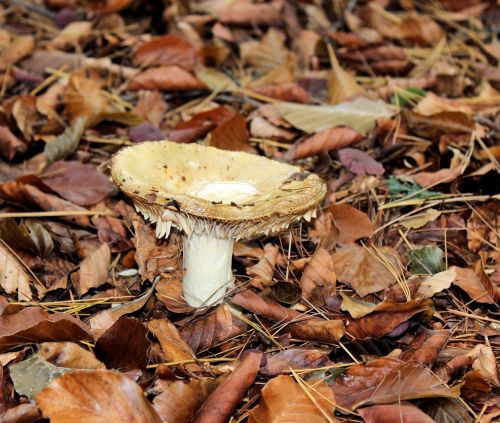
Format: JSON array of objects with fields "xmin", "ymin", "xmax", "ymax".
[{"xmin": 110, "ymin": 141, "xmax": 326, "ymax": 307}]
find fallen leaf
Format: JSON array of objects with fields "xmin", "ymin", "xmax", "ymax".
[
  {"xmin": 400, "ymin": 209, "xmax": 441, "ymax": 230},
  {"xmin": 156, "ymin": 277, "xmax": 194, "ymax": 314},
  {"xmin": 0, "ymin": 403, "xmax": 41, "ymax": 423},
  {"xmin": 0, "ymin": 307, "xmax": 91, "ymax": 352},
  {"xmin": 407, "ymin": 245, "xmax": 445, "ymax": 274},
  {"xmin": 12, "ymin": 94, "xmax": 38, "ymax": 140},
  {"xmin": 263, "ymin": 281, "xmax": 302, "ymax": 305},
  {"xmin": 0, "ymin": 219, "xmax": 54, "ymax": 258},
  {"xmin": 36, "ymin": 370, "xmax": 162, "ymax": 422},
  {"xmin": 72, "ymin": 243, "xmax": 110, "ymax": 297},
  {"xmin": 414, "ymin": 92, "xmax": 474, "ymax": 116},
  {"xmin": 43, "ymin": 118, "xmax": 87, "ymax": 165},
  {"xmin": 289, "ymin": 319, "xmax": 346, "ymax": 343},
  {"xmin": 327, "ymin": 48, "xmax": 363, "ymax": 104},
  {"xmin": 180, "ymin": 304, "xmax": 244, "ymax": 352},
  {"xmin": 89, "ymin": 279, "xmax": 159, "ymax": 338},
  {"xmin": 330, "ymin": 357, "xmax": 459, "ymax": 410},
  {"xmin": 41, "ymin": 161, "xmax": 115, "ymax": 206},
  {"xmin": 299, "ymin": 247, "xmax": 336, "ymax": 303},
  {"xmin": 329, "ymin": 203, "xmax": 373, "ymax": 244},
  {"xmin": 128, "ymin": 66, "xmax": 206, "ymax": 91},
  {"xmin": 95, "ymin": 317, "xmax": 149, "ymax": 371},
  {"xmin": 0, "ymin": 241, "xmax": 33, "ymax": 301},
  {"xmin": 191, "ymin": 350, "xmax": 264, "ymax": 423},
  {"xmin": 405, "ymin": 111, "xmax": 474, "ymax": 139},
  {"xmin": 0, "ymin": 126, "xmax": 27, "ymax": 160},
  {"xmin": 40, "ymin": 342, "xmax": 105, "ymax": 369},
  {"xmin": 338, "ymin": 148, "xmax": 385, "ymax": 176},
  {"xmin": 358, "ymin": 402, "xmax": 436, "ymax": 423},
  {"xmin": 240, "ymin": 29, "xmax": 291, "ymax": 75},
  {"xmin": 423, "ymin": 398, "xmax": 473, "ymax": 423},
  {"xmin": 129, "ymin": 123, "xmax": 164, "ymax": 143},
  {"xmin": 401, "ymin": 329, "xmax": 451, "ymax": 366},
  {"xmin": 285, "ymin": 126, "xmax": 363, "ymax": 160},
  {"xmin": 346, "ymin": 299, "xmax": 433, "ymax": 339},
  {"xmin": 152, "ymin": 378, "xmax": 221, "ymax": 423},
  {"xmin": 466, "ymin": 202, "xmax": 499, "ymax": 252},
  {"xmin": 47, "ymin": 21, "xmax": 92, "ymax": 49},
  {"xmin": 415, "ymin": 268, "xmax": 456, "ymax": 299},
  {"xmin": 148, "ymin": 318, "xmax": 196, "ymax": 363},
  {"xmin": 135, "ymin": 34, "xmax": 201, "ymax": 71},
  {"xmin": 0, "ymin": 31, "xmax": 34, "ymax": 71},
  {"xmin": 9, "ymin": 353, "xmax": 72, "ymax": 400},
  {"xmin": 332, "ymin": 244, "xmax": 401, "ymax": 297},
  {"xmin": 471, "ymin": 345, "xmax": 500, "ymax": 387},
  {"xmin": 247, "ymin": 243, "xmax": 281, "ymax": 289},
  {"xmin": 248, "ymin": 374, "xmax": 334, "ymax": 423},
  {"xmin": 277, "ymin": 97, "xmax": 395, "ymax": 135},
  {"xmin": 249, "ymin": 116, "xmax": 296, "ymax": 141},
  {"xmin": 260, "ymin": 348, "xmax": 331, "ymax": 376},
  {"xmin": 218, "ymin": 1, "xmax": 282, "ymax": 26},
  {"xmin": 210, "ymin": 112, "xmax": 254, "ymax": 153},
  {"xmin": 167, "ymin": 106, "xmax": 234, "ymax": 143},
  {"xmin": 253, "ymin": 83, "xmax": 310, "ymax": 103}
]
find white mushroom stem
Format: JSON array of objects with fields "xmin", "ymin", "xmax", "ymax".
[{"xmin": 182, "ymin": 233, "xmax": 235, "ymax": 307}]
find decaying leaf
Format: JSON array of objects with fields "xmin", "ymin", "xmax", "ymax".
[
  {"xmin": 332, "ymin": 244, "xmax": 401, "ymax": 297},
  {"xmin": 43, "ymin": 118, "xmax": 87, "ymax": 165},
  {"xmin": 358, "ymin": 402, "xmax": 436, "ymax": 423},
  {"xmin": 407, "ymin": 246, "xmax": 445, "ymax": 274},
  {"xmin": 36, "ymin": 370, "xmax": 162, "ymax": 423},
  {"xmin": 148, "ymin": 318, "xmax": 196, "ymax": 363},
  {"xmin": 452, "ymin": 265, "xmax": 498, "ymax": 304},
  {"xmin": 260, "ymin": 348, "xmax": 331, "ymax": 377},
  {"xmin": 285, "ymin": 126, "xmax": 363, "ymax": 160},
  {"xmin": 0, "ymin": 307, "xmax": 91, "ymax": 352},
  {"xmin": 128, "ymin": 66, "xmax": 206, "ymax": 91},
  {"xmin": 277, "ymin": 97, "xmax": 395, "ymax": 134},
  {"xmin": 338, "ymin": 148, "xmax": 385, "ymax": 176},
  {"xmin": 0, "ymin": 241, "xmax": 33, "ymax": 301},
  {"xmin": 249, "ymin": 375, "xmax": 334, "ymax": 423},
  {"xmin": 247, "ymin": 243, "xmax": 281, "ymax": 289},
  {"xmin": 72, "ymin": 243, "xmax": 110, "ymax": 297},
  {"xmin": 299, "ymin": 247, "xmax": 336, "ymax": 303}
]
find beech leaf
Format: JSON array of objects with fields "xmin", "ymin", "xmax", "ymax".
[
  {"xmin": 277, "ymin": 97, "xmax": 395, "ymax": 134},
  {"xmin": 338, "ymin": 148, "xmax": 385, "ymax": 176},
  {"xmin": 43, "ymin": 117, "xmax": 87, "ymax": 164}
]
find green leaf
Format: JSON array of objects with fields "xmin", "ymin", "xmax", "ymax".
[
  {"xmin": 44, "ymin": 117, "xmax": 87, "ymax": 164},
  {"xmin": 390, "ymin": 87, "xmax": 427, "ymax": 106},
  {"xmin": 276, "ymin": 97, "xmax": 395, "ymax": 134},
  {"xmin": 407, "ymin": 246, "xmax": 445, "ymax": 275},
  {"xmin": 9, "ymin": 353, "xmax": 72, "ymax": 400},
  {"xmin": 386, "ymin": 176, "xmax": 442, "ymax": 201}
]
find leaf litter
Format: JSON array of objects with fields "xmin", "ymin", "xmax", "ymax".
[{"xmin": 0, "ymin": 1, "xmax": 499, "ymax": 422}]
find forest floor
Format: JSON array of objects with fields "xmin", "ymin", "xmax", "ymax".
[{"xmin": 0, "ymin": 0, "xmax": 499, "ymax": 422}]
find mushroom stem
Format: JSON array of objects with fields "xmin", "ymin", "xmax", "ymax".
[{"xmin": 182, "ymin": 233, "xmax": 235, "ymax": 307}]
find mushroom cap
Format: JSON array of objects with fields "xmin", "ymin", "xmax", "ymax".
[{"xmin": 110, "ymin": 141, "xmax": 326, "ymax": 239}]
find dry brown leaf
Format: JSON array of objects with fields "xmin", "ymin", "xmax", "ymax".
[
  {"xmin": 401, "ymin": 329, "xmax": 451, "ymax": 366},
  {"xmin": 260, "ymin": 348, "xmax": 331, "ymax": 377},
  {"xmin": 346, "ymin": 299, "xmax": 433, "ymax": 339},
  {"xmin": 40, "ymin": 342, "xmax": 105, "ymax": 369},
  {"xmin": 156, "ymin": 277, "xmax": 194, "ymax": 314},
  {"xmin": 248, "ymin": 374, "xmax": 334, "ymax": 423},
  {"xmin": 0, "ymin": 31, "xmax": 34, "ymax": 71},
  {"xmin": 285, "ymin": 126, "xmax": 363, "ymax": 160},
  {"xmin": 331, "ymin": 358, "xmax": 459, "ymax": 410},
  {"xmin": 253, "ymin": 83, "xmax": 310, "ymax": 104},
  {"xmin": 466, "ymin": 202, "xmax": 499, "ymax": 252},
  {"xmin": 134, "ymin": 34, "xmax": 201, "ymax": 71},
  {"xmin": 299, "ymin": 247, "xmax": 336, "ymax": 303},
  {"xmin": 218, "ymin": 1, "xmax": 282, "ymax": 26},
  {"xmin": 127, "ymin": 66, "xmax": 206, "ymax": 91},
  {"xmin": 327, "ymin": 49, "xmax": 363, "ymax": 105},
  {"xmin": 328, "ymin": 203, "xmax": 373, "ymax": 244},
  {"xmin": 209, "ymin": 112, "xmax": 255, "ymax": 153},
  {"xmin": 12, "ymin": 94, "xmax": 38, "ymax": 141},
  {"xmin": 332, "ymin": 244, "xmax": 401, "ymax": 297},
  {"xmin": 152, "ymin": 378, "xmax": 221, "ymax": 423},
  {"xmin": 132, "ymin": 91, "xmax": 168, "ymax": 126},
  {"xmin": 148, "ymin": 318, "xmax": 196, "ymax": 363},
  {"xmin": 289, "ymin": 319, "xmax": 346, "ymax": 343},
  {"xmin": 0, "ymin": 307, "xmax": 91, "ymax": 352},
  {"xmin": 36, "ymin": 370, "xmax": 162, "ymax": 423},
  {"xmin": 247, "ymin": 243, "xmax": 281, "ymax": 289},
  {"xmin": 400, "ymin": 209, "xmax": 441, "ymax": 230},
  {"xmin": 0, "ymin": 242, "xmax": 33, "ymax": 301},
  {"xmin": 72, "ymin": 243, "xmax": 110, "ymax": 297},
  {"xmin": 358, "ymin": 402, "xmax": 436, "ymax": 423},
  {"xmin": 89, "ymin": 281, "xmax": 158, "ymax": 339},
  {"xmin": 249, "ymin": 116, "xmax": 296, "ymax": 141},
  {"xmin": 41, "ymin": 161, "xmax": 115, "ymax": 206},
  {"xmin": 0, "ymin": 126, "xmax": 27, "ymax": 161},
  {"xmin": 452, "ymin": 264, "xmax": 498, "ymax": 304},
  {"xmin": 95, "ymin": 316, "xmax": 149, "ymax": 371},
  {"xmin": 240, "ymin": 29, "xmax": 291, "ymax": 75},
  {"xmin": 180, "ymin": 304, "xmax": 245, "ymax": 352},
  {"xmin": 47, "ymin": 21, "xmax": 93, "ymax": 49},
  {"xmin": 470, "ymin": 345, "xmax": 500, "ymax": 387},
  {"xmin": 415, "ymin": 268, "xmax": 456, "ymax": 299},
  {"xmin": 191, "ymin": 350, "xmax": 264, "ymax": 423}
]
